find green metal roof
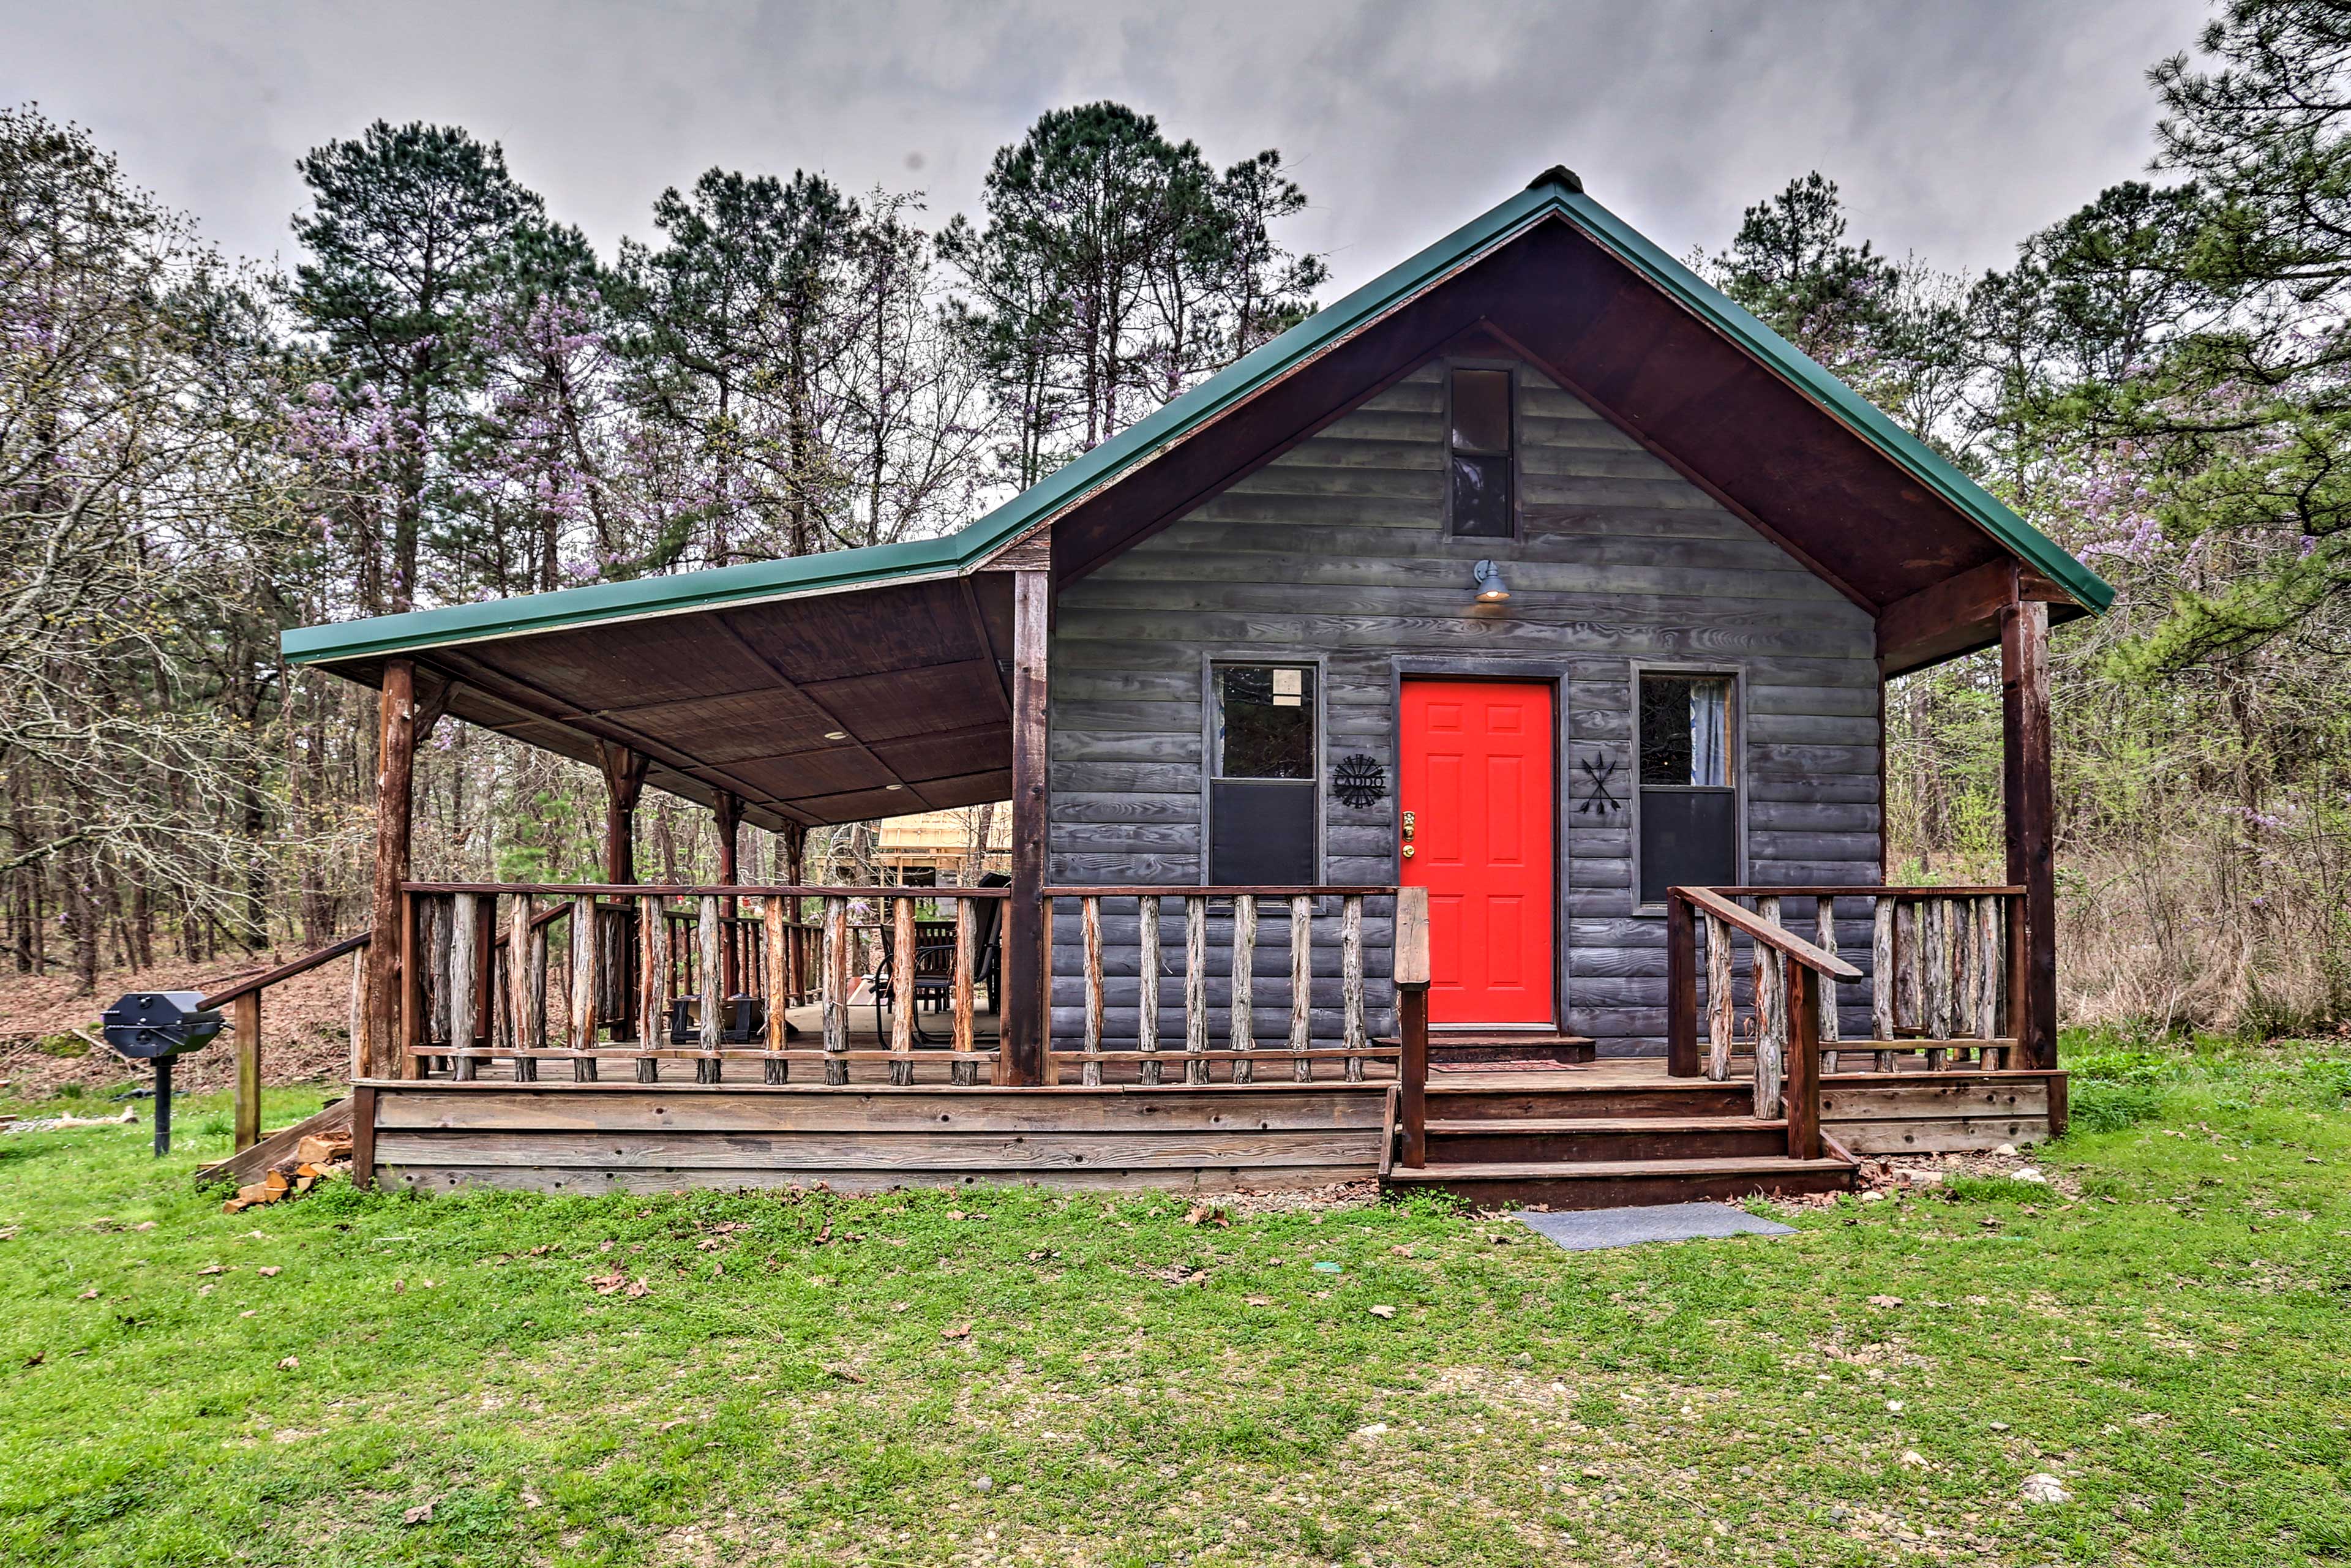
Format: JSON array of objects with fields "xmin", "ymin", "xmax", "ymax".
[{"xmin": 284, "ymin": 167, "xmax": 2109, "ymax": 669}]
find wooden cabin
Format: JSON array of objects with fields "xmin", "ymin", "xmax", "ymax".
[{"xmin": 273, "ymin": 168, "xmax": 2107, "ymax": 1207}]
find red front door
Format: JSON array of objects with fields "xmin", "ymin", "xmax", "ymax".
[{"xmin": 1400, "ymin": 680, "xmax": 1555, "ymax": 1027}]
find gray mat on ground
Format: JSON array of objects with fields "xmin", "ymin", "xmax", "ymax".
[{"xmin": 1513, "ymin": 1202, "xmax": 1796, "ymax": 1252}]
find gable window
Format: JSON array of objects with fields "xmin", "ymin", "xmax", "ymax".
[
  {"xmin": 1637, "ymin": 673, "xmax": 1736, "ymax": 904},
  {"xmin": 1209, "ymin": 664, "xmax": 1318, "ymax": 884},
  {"xmin": 1447, "ymin": 366, "xmax": 1515, "ymax": 539}
]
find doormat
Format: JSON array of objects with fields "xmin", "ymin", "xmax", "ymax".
[{"xmin": 1513, "ymin": 1202, "xmax": 1795, "ymax": 1252}]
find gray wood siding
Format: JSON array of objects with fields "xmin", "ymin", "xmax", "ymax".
[{"xmin": 1047, "ymin": 361, "xmax": 1881, "ymax": 1054}]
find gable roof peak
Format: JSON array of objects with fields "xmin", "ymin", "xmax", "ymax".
[{"xmin": 1526, "ymin": 164, "xmax": 1584, "ymax": 195}]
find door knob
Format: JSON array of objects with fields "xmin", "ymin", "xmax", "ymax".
[{"xmin": 1402, "ymin": 845, "xmax": 1415, "ymax": 860}]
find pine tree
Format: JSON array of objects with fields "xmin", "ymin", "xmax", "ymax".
[{"xmin": 290, "ymin": 121, "xmax": 544, "ymax": 612}]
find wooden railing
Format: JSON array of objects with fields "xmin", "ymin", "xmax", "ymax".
[
  {"xmin": 1667, "ymin": 885, "xmax": 2029, "ymax": 1086},
  {"xmin": 1670, "ymin": 886, "xmax": 1861, "ymax": 1157},
  {"xmin": 399, "ymin": 883, "xmax": 1006, "ymax": 1086},
  {"xmin": 1043, "ymin": 885, "xmax": 1398, "ymax": 1085},
  {"xmin": 199, "ymin": 931, "xmax": 373, "ymax": 1152}
]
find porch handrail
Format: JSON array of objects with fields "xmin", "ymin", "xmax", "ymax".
[
  {"xmin": 1670, "ymin": 885, "xmax": 1860, "ymax": 1160},
  {"xmin": 197, "ymin": 930, "xmax": 373, "ymax": 1155},
  {"xmin": 1671, "ymin": 886, "xmax": 1863, "ymax": 983},
  {"xmin": 403, "ymin": 881, "xmax": 1009, "ymax": 899}
]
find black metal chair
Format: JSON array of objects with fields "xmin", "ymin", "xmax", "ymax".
[{"xmin": 873, "ymin": 875, "xmax": 1006, "ymax": 1045}]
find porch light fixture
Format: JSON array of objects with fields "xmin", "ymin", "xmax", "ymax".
[
  {"xmin": 1472, "ymin": 559, "xmax": 1510, "ymax": 602},
  {"xmin": 823, "ymin": 730, "xmax": 848, "ymax": 741},
  {"xmin": 884, "ymin": 782, "xmax": 903, "ymax": 791}
]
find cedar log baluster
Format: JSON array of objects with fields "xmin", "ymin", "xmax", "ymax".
[
  {"xmin": 637, "ymin": 898, "xmax": 667, "ymax": 1082},
  {"xmin": 951, "ymin": 896, "xmax": 978, "ymax": 1086},
  {"xmin": 426, "ymin": 895, "xmax": 452, "ymax": 1070},
  {"xmin": 1230, "ymin": 893, "xmax": 1257, "ymax": 1083},
  {"xmin": 1079, "ymin": 895, "xmax": 1104, "ymax": 1087},
  {"xmin": 1815, "ymin": 896, "xmax": 1841, "ymax": 1074},
  {"xmin": 1397, "ymin": 887, "xmax": 1431, "ymax": 1169},
  {"xmin": 1137, "ymin": 896, "xmax": 1162, "ymax": 1086},
  {"xmin": 1976, "ymin": 896, "xmax": 2001, "ymax": 1066},
  {"xmin": 347, "ymin": 949, "xmax": 366, "ymax": 1083},
  {"xmin": 1925, "ymin": 898, "xmax": 1951, "ymax": 1071},
  {"xmin": 1289, "ymin": 895, "xmax": 1313, "ymax": 1082},
  {"xmin": 1185, "ymin": 895, "xmax": 1209, "ymax": 1085},
  {"xmin": 1872, "ymin": 896, "xmax": 1897, "ymax": 1073},
  {"xmin": 697, "ymin": 895, "xmax": 722, "ymax": 1083},
  {"xmin": 1040, "ymin": 895, "xmax": 1054, "ymax": 1080},
  {"xmin": 1752, "ymin": 895, "xmax": 1786, "ymax": 1118},
  {"xmin": 398, "ymin": 892, "xmax": 424, "ymax": 1079},
  {"xmin": 763, "ymin": 897, "xmax": 789, "ymax": 1084},
  {"xmin": 822, "ymin": 895, "xmax": 849, "ymax": 1084},
  {"xmin": 1341, "ymin": 895, "xmax": 1366, "ymax": 1082},
  {"xmin": 569, "ymin": 896, "xmax": 598, "ymax": 1078},
  {"xmin": 893, "ymin": 895, "xmax": 918, "ymax": 1087},
  {"xmin": 1706, "ymin": 913, "xmax": 1734, "ymax": 1082},
  {"xmin": 508, "ymin": 895, "xmax": 538, "ymax": 1082},
  {"xmin": 448, "ymin": 892, "xmax": 477, "ymax": 1080},
  {"xmin": 1897, "ymin": 898, "xmax": 1921, "ymax": 1047}
]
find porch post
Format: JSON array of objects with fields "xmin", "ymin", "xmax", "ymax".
[
  {"xmin": 599, "ymin": 743, "xmax": 649, "ymax": 1039},
  {"xmin": 1000, "ymin": 566, "xmax": 1051, "ymax": 1086},
  {"xmin": 364, "ymin": 660, "xmax": 418, "ymax": 1081},
  {"xmin": 713, "ymin": 789, "xmax": 743, "ymax": 996},
  {"xmin": 2000, "ymin": 598, "xmax": 2057, "ymax": 1070},
  {"xmin": 598, "ymin": 742, "xmax": 648, "ymax": 885}
]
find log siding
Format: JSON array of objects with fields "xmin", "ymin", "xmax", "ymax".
[{"xmin": 1048, "ymin": 359, "xmax": 1881, "ymax": 1056}]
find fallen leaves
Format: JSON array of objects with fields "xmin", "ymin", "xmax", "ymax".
[
  {"xmin": 1368, "ymin": 1304, "xmax": 1397, "ymax": 1319},
  {"xmin": 277, "ymin": 1356, "xmax": 299, "ymax": 1371},
  {"xmin": 941, "ymin": 1322, "xmax": 972, "ymax": 1340},
  {"xmin": 402, "ymin": 1501, "xmax": 435, "ymax": 1526},
  {"xmin": 1182, "ymin": 1204, "xmax": 1230, "ymax": 1228},
  {"xmin": 257, "ymin": 1266, "xmax": 281, "ymax": 1278},
  {"xmin": 585, "ymin": 1268, "xmax": 648, "ymax": 1298}
]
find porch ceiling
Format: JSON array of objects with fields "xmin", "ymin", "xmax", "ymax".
[{"xmin": 307, "ymin": 572, "xmax": 1016, "ymax": 831}]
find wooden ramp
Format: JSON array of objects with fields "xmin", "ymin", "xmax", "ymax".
[{"xmin": 193, "ymin": 1098, "xmax": 352, "ymax": 1188}]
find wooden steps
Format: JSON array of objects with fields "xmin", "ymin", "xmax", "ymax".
[
  {"xmin": 1428, "ymin": 1030, "xmax": 1596, "ymax": 1068},
  {"xmin": 1387, "ymin": 1153, "xmax": 1857, "ymax": 1209},
  {"xmin": 1387, "ymin": 1069, "xmax": 1861, "ymax": 1209},
  {"xmin": 1423, "ymin": 1115, "xmax": 1790, "ymax": 1163}
]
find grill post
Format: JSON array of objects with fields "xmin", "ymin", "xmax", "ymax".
[{"xmin": 152, "ymin": 1057, "xmax": 173, "ymax": 1159}]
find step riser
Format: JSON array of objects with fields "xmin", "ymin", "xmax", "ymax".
[
  {"xmin": 1430, "ymin": 1040, "xmax": 1597, "ymax": 1068},
  {"xmin": 1387, "ymin": 1168, "xmax": 1853, "ymax": 1210},
  {"xmin": 1427, "ymin": 1127, "xmax": 1790, "ymax": 1163},
  {"xmin": 1428, "ymin": 1088, "xmax": 1755, "ymax": 1121}
]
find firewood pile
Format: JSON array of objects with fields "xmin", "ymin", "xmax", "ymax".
[{"xmin": 222, "ymin": 1131, "xmax": 352, "ymax": 1213}]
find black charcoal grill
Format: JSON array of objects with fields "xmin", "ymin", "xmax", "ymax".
[{"xmin": 101, "ymin": 991, "xmax": 225, "ymax": 1157}]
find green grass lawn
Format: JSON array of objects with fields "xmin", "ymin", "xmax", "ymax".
[{"xmin": 2, "ymin": 1045, "xmax": 2348, "ymax": 1567}]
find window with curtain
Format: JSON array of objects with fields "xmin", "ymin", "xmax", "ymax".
[
  {"xmin": 1447, "ymin": 366, "xmax": 1515, "ymax": 538},
  {"xmin": 1209, "ymin": 664, "xmax": 1318, "ymax": 884},
  {"xmin": 1637, "ymin": 673, "xmax": 1736, "ymax": 904}
]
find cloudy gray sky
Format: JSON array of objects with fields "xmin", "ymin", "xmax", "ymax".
[{"xmin": 5, "ymin": 0, "xmax": 2211, "ymax": 291}]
